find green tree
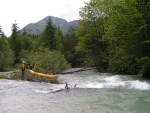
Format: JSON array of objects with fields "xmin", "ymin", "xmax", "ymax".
[
  {"xmin": 54, "ymin": 27, "xmax": 64, "ymax": 51},
  {"xmin": 0, "ymin": 25, "xmax": 5, "ymax": 38},
  {"xmin": 63, "ymin": 29, "xmax": 84, "ymax": 67},
  {"xmin": 19, "ymin": 34, "xmax": 34, "ymax": 62},
  {"xmin": 135, "ymin": 0, "xmax": 150, "ymax": 78},
  {"xmin": 10, "ymin": 21, "xmax": 21, "ymax": 63},
  {"xmin": 0, "ymin": 35, "xmax": 14, "ymax": 70},
  {"xmin": 41, "ymin": 17, "xmax": 56, "ymax": 50},
  {"xmin": 39, "ymin": 17, "xmax": 64, "ymax": 52},
  {"xmin": 76, "ymin": 0, "xmax": 108, "ymax": 70},
  {"xmin": 124, "ymin": 0, "xmax": 150, "ymax": 58},
  {"xmin": 26, "ymin": 49, "xmax": 70, "ymax": 74},
  {"xmin": 76, "ymin": 0, "xmax": 150, "ymax": 75},
  {"xmin": 104, "ymin": 0, "xmax": 141, "ymax": 74},
  {"xmin": 102, "ymin": 0, "xmax": 150, "ymax": 74}
]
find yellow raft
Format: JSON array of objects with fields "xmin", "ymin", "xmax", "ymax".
[{"xmin": 29, "ymin": 70, "xmax": 57, "ymax": 78}]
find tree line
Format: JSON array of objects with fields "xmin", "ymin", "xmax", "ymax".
[
  {"xmin": 0, "ymin": 0, "xmax": 150, "ymax": 78},
  {"xmin": 0, "ymin": 17, "xmax": 80, "ymax": 73},
  {"xmin": 76, "ymin": 0, "xmax": 150, "ymax": 78}
]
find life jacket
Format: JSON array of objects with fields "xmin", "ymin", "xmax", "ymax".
[{"xmin": 21, "ymin": 63, "xmax": 25, "ymax": 71}]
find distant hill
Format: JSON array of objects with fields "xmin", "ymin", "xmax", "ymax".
[{"xmin": 20, "ymin": 16, "xmax": 78, "ymax": 35}]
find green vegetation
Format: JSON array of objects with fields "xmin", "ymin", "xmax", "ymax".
[
  {"xmin": 26, "ymin": 49, "xmax": 70, "ymax": 74},
  {"xmin": 0, "ymin": 0, "xmax": 150, "ymax": 81},
  {"xmin": 0, "ymin": 71, "xmax": 58, "ymax": 83},
  {"xmin": 76, "ymin": 0, "xmax": 150, "ymax": 78},
  {"xmin": 0, "ymin": 17, "xmax": 71, "ymax": 83},
  {"xmin": 0, "ymin": 75, "xmax": 8, "ymax": 79}
]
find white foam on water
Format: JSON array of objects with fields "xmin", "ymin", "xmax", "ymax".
[
  {"xmin": 103, "ymin": 75, "xmax": 121, "ymax": 82},
  {"xmin": 102, "ymin": 75, "xmax": 125, "ymax": 88},
  {"xmin": 104, "ymin": 81, "xmax": 126, "ymax": 88},
  {"xmin": 79, "ymin": 75, "xmax": 126, "ymax": 89},
  {"xmin": 34, "ymin": 89, "xmax": 52, "ymax": 94},
  {"xmin": 81, "ymin": 81, "xmax": 125, "ymax": 89},
  {"xmin": 31, "ymin": 73, "xmax": 150, "ymax": 91},
  {"xmin": 83, "ymin": 82, "xmax": 104, "ymax": 88},
  {"xmin": 128, "ymin": 80, "xmax": 150, "ymax": 90},
  {"xmin": 75, "ymin": 75, "xmax": 150, "ymax": 90}
]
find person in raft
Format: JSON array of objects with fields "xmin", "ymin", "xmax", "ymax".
[{"xmin": 21, "ymin": 61, "xmax": 26, "ymax": 79}]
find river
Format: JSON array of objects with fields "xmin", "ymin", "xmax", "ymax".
[{"xmin": 0, "ymin": 70, "xmax": 150, "ymax": 113}]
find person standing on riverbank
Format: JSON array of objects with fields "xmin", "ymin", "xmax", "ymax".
[{"xmin": 20, "ymin": 61, "xmax": 26, "ymax": 79}]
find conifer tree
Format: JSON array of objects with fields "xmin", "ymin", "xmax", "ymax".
[
  {"xmin": 0, "ymin": 25, "xmax": 5, "ymax": 38},
  {"xmin": 54, "ymin": 27, "xmax": 64, "ymax": 51},
  {"xmin": 42, "ymin": 16, "xmax": 56, "ymax": 50},
  {"xmin": 0, "ymin": 26, "xmax": 14, "ymax": 69},
  {"xmin": 10, "ymin": 21, "xmax": 21, "ymax": 63}
]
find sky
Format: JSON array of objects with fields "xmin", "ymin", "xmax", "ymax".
[{"xmin": 0, "ymin": 0, "xmax": 90, "ymax": 37}]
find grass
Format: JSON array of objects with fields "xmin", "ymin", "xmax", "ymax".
[{"xmin": 0, "ymin": 68, "xmax": 18, "ymax": 72}]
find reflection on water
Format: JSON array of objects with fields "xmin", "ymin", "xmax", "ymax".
[{"xmin": 0, "ymin": 70, "xmax": 150, "ymax": 113}]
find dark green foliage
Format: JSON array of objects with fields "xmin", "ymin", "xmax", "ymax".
[
  {"xmin": 41, "ymin": 17, "xmax": 56, "ymax": 50},
  {"xmin": 104, "ymin": 0, "xmax": 142, "ymax": 74},
  {"xmin": 10, "ymin": 22, "xmax": 35, "ymax": 64},
  {"xmin": 76, "ymin": 1, "xmax": 107, "ymax": 69},
  {"xmin": 54, "ymin": 27, "xmax": 64, "ymax": 52},
  {"xmin": 26, "ymin": 49, "xmax": 70, "ymax": 74},
  {"xmin": 10, "ymin": 22, "xmax": 21, "ymax": 63},
  {"xmin": 142, "ymin": 64, "xmax": 150, "ymax": 79},
  {"xmin": 75, "ymin": 0, "xmax": 150, "ymax": 76},
  {"xmin": 39, "ymin": 17, "xmax": 64, "ymax": 52},
  {"xmin": 19, "ymin": 34, "xmax": 34, "ymax": 62},
  {"xmin": 0, "ymin": 25, "xmax": 5, "ymax": 37},
  {"xmin": 63, "ymin": 29, "xmax": 84, "ymax": 67},
  {"xmin": 0, "ymin": 35, "xmax": 14, "ymax": 69},
  {"xmin": 140, "ymin": 57, "xmax": 150, "ymax": 78}
]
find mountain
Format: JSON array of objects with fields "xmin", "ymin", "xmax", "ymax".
[{"xmin": 20, "ymin": 16, "xmax": 78, "ymax": 35}]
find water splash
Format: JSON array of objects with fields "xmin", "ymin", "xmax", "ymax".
[
  {"xmin": 60, "ymin": 73, "xmax": 150, "ymax": 90},
  {"xmin": 128, "ymin": 80, "xmax": 150, "ymax": 90}
]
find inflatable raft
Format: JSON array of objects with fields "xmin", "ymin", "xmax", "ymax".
[{"xmin": 29, "ymin": 70, "xmax": 57, "ymax": 78}]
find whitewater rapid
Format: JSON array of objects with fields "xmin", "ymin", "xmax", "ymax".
[
  {"xmin": 1, "ymin": 70, "xmax": 150, "ymax": 113},
  {"xmin": 58, "ymin": 71, "xmax": 150, "ymax": 91}
]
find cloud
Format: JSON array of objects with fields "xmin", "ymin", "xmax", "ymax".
[{"xmin": 0, "ymin": 0, "xmax": 90, "ymax": 36}]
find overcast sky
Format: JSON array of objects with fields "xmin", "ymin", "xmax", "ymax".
[{"xmin": 0, "ymin": 0, "xmax": 90, "ymax": 36}]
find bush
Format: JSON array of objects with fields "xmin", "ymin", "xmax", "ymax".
[
  {"xmin": 26, "ymin": 49, "xmax": 70, "ymax": 74},
  {"xmin": 0, "ymin": 38, "xmax": 14, "ymax": 69}
]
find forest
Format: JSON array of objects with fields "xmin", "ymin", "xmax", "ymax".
[{"xmin": 0, "ymin": 0, "xmax": 150, "ymax": 78}]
